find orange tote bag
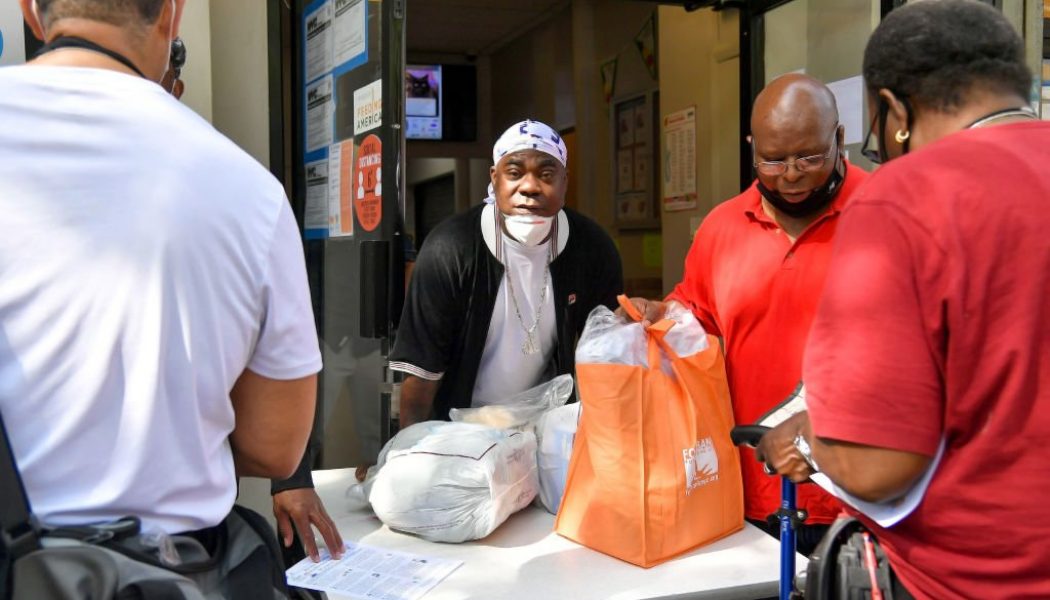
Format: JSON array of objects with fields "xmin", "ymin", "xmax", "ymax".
[{"xmin": 555, "ymin": 296, "xmax": 743, "ymax": 567}]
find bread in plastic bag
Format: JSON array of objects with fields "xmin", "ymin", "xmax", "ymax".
[
  {"xmin": 360, "ymin": 421, "xmax": 539, "ymax": 543},
  {"xmin": 534, "ymin": 402, "xmax": 582, "ymax": 514},
  {"xmin": 449, "ymin": 374, "xmax": 574, "ymax": 431},
  {"xmin": 575, "ymin": 301, "xmax": 708, "ymax": 374}
]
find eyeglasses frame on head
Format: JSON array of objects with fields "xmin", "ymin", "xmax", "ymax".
[
  {"xmin": 861, "ymin": 92, "xmax": 911, "ymax": 165},
  {"xmin": 751, "ymin": 125, "xmax": 840, "ymax": 177},
  {"xmin": 860, "ymin": 101, "xmax": 889, "ymax": 165}
]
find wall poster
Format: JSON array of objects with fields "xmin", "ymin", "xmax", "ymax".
[
  {"xmin": 300, "ymin": 0, "xmax": 371, "ymax": 240},
  {"xmin": 662, "ymin": 106, "xmax": 697, "ymax": 212},
  {"xmin": 612, "ymin": 92, "xmax": 658, "ymax": 227}
]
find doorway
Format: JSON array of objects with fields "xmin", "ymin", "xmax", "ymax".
[{"xmin": 413, "ymin": 174, "xmax": 456, "ymax": 249}]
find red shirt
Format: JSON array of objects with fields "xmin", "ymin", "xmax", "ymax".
[
  {"xmin": 668, "ymin": 162, "xmax": 869, "ymax": 524},
  {"xmin": 806, "ymin": 122, "xmax": 1050, "ymax": 599}
]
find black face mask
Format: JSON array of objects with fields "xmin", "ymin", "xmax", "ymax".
[{"xmin": 756, "ymin": 159, "xmax": 845, "ymax": 219}]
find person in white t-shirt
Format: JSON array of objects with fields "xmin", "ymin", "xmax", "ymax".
[
  {"xmin": 388, "ymin": 119, "xmax": 623, "ymax": 429},
  {"xmin": 0, "ymin": 0, "xmax": 319, "ymax": 537}
]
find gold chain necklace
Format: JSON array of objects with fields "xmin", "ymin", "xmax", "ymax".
[{"xmin": 504, "ymin": 259, "xmax": 550, "ymax": 356}]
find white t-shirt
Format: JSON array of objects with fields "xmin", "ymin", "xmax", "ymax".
[
  {"xmin": 0, "ymin": 66, "xmax": 322, "ymax": 533},
  {"xmin": 470, "ymin": 204, "xmax": 568, "ymax": 407}
]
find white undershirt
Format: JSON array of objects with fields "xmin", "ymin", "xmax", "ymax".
[{"xmin": 471, "ymin": 204, "xmax": 568, "ymax": 407}]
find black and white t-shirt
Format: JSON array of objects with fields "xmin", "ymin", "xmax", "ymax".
[
  {"xmin": 472, "ymin": 204, "xmax": 568, "ymax": 406},
  {"xmin": 390, "ymin": 203, "xmax": 623, "ymax": 419}
]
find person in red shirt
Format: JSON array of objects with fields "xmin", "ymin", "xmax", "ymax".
[
  {"xmin": 756, "ymin": 1, "xmax": 1050, "ymax": 598},
  {"xmin": 624, "ymin": 74, "xmax": 868, "ymax": 555}
]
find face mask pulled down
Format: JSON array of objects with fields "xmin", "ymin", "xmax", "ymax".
[
  {"xmin": 756, "ymin": 161, "xmax": 844, "ymax": 219},
  {"xmin": 503, "ymin": 214, "xmax": 554, "ymax": 247}
]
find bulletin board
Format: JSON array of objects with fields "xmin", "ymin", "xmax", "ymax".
[{"xmin": 611, "ymin": 90, "xmax": 660, "ymax": 230}]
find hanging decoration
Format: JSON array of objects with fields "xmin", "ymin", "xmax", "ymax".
[
  {"xmin": 634, "ymin": 13, "xmax": 658, "ymax": 81},
  {"xmin": 600, "ymin": 57, "xmax": 618, "ymax": 104}
]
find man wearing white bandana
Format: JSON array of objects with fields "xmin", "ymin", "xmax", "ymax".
[{"xmin": 390, "ymin": 119, "xmax": 623, "ymax": 427}]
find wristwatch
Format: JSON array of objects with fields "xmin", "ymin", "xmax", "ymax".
[{"xmin": 793, "ymin": 433, "xmax": 820, "ymax": 472}]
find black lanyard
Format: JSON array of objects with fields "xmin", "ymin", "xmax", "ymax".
[{"xmin": 35, "ymin": 36, "xmax": 146, "ymax": 79}]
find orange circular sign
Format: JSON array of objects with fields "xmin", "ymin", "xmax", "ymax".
[{"xmin": 354, "ymin": 134, "xmax": 382, "ymax": 232}]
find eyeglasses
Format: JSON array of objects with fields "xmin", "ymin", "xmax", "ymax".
[
  {"xmin": 752, "ymin": 129, "xmax": 838, "ymax": 176},
  {"xmin": 861, "ymin": 98, "xmax": 891, "ymax": 165},
  {"xmin": 860, "ymin": 94, "xmax": 908, "ymax": 166},
  {"xmin": 860, "ymin": 113, "xmax": 882, "ymax": 165}
]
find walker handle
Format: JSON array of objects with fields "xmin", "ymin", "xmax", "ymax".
[{"xmin": 730, "ymin": 425, "xmax": 771, "ymax": 448}]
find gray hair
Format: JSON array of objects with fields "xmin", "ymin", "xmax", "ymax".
[{"xmin": 35, "ymin": 0, "xmax": 167, "ymax": 29}]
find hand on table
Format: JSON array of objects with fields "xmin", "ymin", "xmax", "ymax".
[{"xmin": 273, "ymin": 487, "xmax": 344, "ymax": 562}]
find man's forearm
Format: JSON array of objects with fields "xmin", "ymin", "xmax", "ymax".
[
  {"xmin": 757, "ymin": 411, "xmax": 933, "ymax": 504},
  {"xmin": 399, "ymin": 375, "xmax": 440, "ymax": 428},
  {"xmin": 810, "ymin": 428, "xmax": 931, "ymax": 504}
]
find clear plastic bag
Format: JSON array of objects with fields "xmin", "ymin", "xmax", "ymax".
[
  {"xmin": 449, "ymin": 374, "xmax": 574, "ymax": 431},
  {"xmin": 534, "ymin": 402, "xmax": 582, "ymax": 514},
  {"xmin": 574, "ymin": 301, "xmax": 708, "ymax": 374}
]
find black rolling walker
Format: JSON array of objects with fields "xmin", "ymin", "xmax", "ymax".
[{"xmin": 731, "ymin": 425, "xmax": 907, "ymax": 600}]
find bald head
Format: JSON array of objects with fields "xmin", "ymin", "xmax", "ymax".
[
  {"xmin": 751, "ymin": 74, "xmax": 838, "ymax": 142},
  {"xmin": 748, "ymin": 74, "xmax": 846, "ymax": 221}
]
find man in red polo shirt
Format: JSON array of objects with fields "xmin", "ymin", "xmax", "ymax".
[{"xmin": 625, "ymin": 74, "xmax": 868, "ymax": 554}]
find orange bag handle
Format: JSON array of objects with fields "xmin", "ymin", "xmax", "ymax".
[
  {"xmin": 618, "ymin": 295, "xmax": 682, "ymax": 360},
  {"xmin": 618, "ymin": 296, "xmax": 701, "ymax": 435},
  {"xmin": 617, "ymin": 294, "xmax": 644, "ymax": 322}
]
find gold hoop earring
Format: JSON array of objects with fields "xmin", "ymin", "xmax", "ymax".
[{"xmin": 894, "ymin": 129, "xmax": 910, "ymax": 144}]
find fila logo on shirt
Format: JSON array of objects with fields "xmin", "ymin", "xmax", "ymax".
[{"xmin": 683, "ymin": 437, "xmax": 719, "ymax": 494}]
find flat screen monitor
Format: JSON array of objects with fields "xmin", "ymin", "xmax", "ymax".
[{"xmin": 406, "ymin": 64, "xmax": 442, "ymax": 140}]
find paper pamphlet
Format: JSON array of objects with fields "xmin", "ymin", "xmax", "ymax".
[
  {"xmin": 286, "ymin": 541, "xmax": 462, "ymax": 600},
  {"xmin": 757, "ymin": 382, "xmax": 808, "ymax": 429},
  {"xmin": 758, "ymin": 382, "xmax": 945, "ymax": 528}
]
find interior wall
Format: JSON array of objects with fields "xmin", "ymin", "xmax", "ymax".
[
  {"xmin": 490, "ymin": 6, "xmax": 575, "ymax": 132},
  {"xmin": 572, "ymin": 0, "xmax": 663, "ymax": 298},
  {"xmin": 657, "ymin": 6, "xmax": 740, "ymax": 294},
  {"xmin": 177, "ymin": 0, "xmax": 214, "ymax": 123},
  {"xmin": 209, "ymin": 0, "xmax": 271, "ymax": 168}
]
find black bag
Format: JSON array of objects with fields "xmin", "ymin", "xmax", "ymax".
[
  {"xmin": 0, "ymin": 410, "xmax": 289, "ymax": 600},
  {"xmin": 803, "ymin": 516, "xmax": 913, "ymax": 600}
]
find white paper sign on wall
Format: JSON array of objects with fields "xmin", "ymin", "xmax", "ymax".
[{"xmin": 353, "ymin": 79, "xmax": 382, "ymax": 135}]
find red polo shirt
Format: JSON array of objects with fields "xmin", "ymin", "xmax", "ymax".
[
  {"xmin": 805, "ymin": 122, "xmax": 1050, "ymax": 599},
  {"xmin": 667, "ymin": 162, "xmax": 869, "ymax": 524}
]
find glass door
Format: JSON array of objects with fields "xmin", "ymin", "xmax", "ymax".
[{"xmin": 290, "ymin": 0, "xmax": 406, "ymax": 468}]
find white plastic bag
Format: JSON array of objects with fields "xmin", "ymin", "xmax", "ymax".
[
  {"xmin": 534, "ymin": 402, "xmax": 581, "ymax": 514},
  {"xmin": 358, "ymin": 422, "xmax": 539, "ymax": 543},
  {"xmin": 449, "ymin": 374, "xmax": 574, "ymax": 431},
  {"xmin": 345, "ymin": 420, "xmax": 452, "ymax": 510},
  {"xmin": 575, "ymin": 301, "xmax": 708, "ymax": 374}
]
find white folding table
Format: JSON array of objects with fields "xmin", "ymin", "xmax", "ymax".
[{"xmin": 311, "ymin": 468, "xmax": 805, "ymax": 599}]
